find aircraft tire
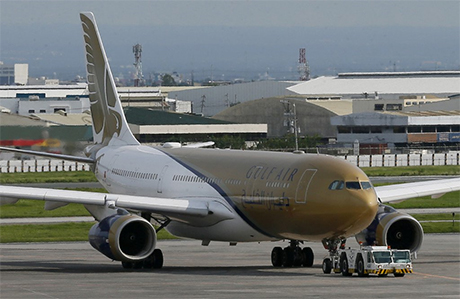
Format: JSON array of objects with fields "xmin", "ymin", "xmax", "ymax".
[
  {"xmin": 282, "ymin": 247, "xmax": 294, "ymax": 267},
  {"xmin": 322, "ymin": 258, "xmax": 332, "ymax": 274},
  {"xmin": 121, "ymin": 261, "xmax": 133, "ymax": 269},
  {"xmin": 293, "ymin": 247, "xmax": 303, "ymax": 267},
  {"xmin": 271, "ymin": 247, "xmax": 283, "ymax": 267},
  {"xmin": 152, "ymin": 249, "xmax": 164, "ymax": 269},
  {"xmin": 302, "ymin": 247, "xmax": 314, "ymax": 267}
]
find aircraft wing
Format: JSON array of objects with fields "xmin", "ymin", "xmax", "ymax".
[
  {"xmin": 374, "ymin": 177, "xmax": 460, "ymax": 203},
  {"xmin": 0, "ymin": 185, "xmax": 233, "ymax": 221}
]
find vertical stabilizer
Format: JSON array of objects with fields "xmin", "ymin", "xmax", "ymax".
[{"xmin": 80, "ymin": 12, "xmax": 139, "ymax": 146}]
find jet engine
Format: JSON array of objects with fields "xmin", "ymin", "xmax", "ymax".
[
  {"xmin": 355, "ymin": 204, "xmax": 424, "ymax": 252},
  {"xmin": 89, "ymin": 212, "xmax": 157, "ymax": 262}
]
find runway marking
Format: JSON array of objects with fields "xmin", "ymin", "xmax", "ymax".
[{"xmin": 413, "ymin": 272, "xmax": 460, "ymax": 281}]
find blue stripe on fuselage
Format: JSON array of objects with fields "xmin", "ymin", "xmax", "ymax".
[{"xmin": 157, "ymin": 148, "xmax": 276, "ymax": 239}]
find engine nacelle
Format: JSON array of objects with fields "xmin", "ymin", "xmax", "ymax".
[
  {"xmin": 89, "ymin": 212, "xmax": 157, "ymax": 262},
  {"xmin": 355, "ymin": 204, "xmax": 424, "ymax": 253}
]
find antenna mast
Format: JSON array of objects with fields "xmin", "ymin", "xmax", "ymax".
[
  {"xmin": 133, "ymin": 44, "xmax": 144, "ymax": 86},
  {"xmin": 298, "ymin": 48, "xmax": 310, "ymax": 81}
]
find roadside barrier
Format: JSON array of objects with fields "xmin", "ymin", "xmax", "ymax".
[
  {"xmin": 0, "ymin": 152, "xmax": 458, "ymax": 173},
  {"xmin": 342, "ymin": 152, "xmax": 460, "ymax": 167},
  {"xmin": 0, "ymin": 160, "xmax": 90, "ymax": 173}
]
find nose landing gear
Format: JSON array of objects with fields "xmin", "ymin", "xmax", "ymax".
[
  {"xmin": 321, "ymin": 238, "xmax": 347, "ymax": 274},
  {"xmin": 271, "ymin": 240, "xmax": 314, "ymax": 268}
]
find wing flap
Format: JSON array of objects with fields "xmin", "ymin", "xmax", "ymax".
[{"xmin": 375, "ymin": 178, "xmax": 460, "ymax": 203}]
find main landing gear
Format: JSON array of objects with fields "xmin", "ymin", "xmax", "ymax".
[
  {"xmin": 271, "ymin": 240, "xmax": 314, "ymax": 268},
  {"xmin": 121, "ymin": 249, "xmax": 164, "ymax": 270}
]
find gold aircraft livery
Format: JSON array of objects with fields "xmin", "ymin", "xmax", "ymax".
[{"xmin": 1, "ymin": 12, "xmax": 459, "ymax": 271}]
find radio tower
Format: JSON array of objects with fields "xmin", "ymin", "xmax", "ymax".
[
  {"xmin": 298, "ymin": 48, "xmax": 310, "ymax": 81},
  {"xmin": 133, "ymin": 44, "xmax": 144, "ymax": 86}
]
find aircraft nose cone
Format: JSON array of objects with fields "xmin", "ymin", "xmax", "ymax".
[{"xmin": 348, "ymin": 190, "xmax": 379, "ymax": 234}]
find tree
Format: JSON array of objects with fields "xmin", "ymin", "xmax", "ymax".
[{"xmin": 161, "ymin": 74, "xmax": 176, "ymax": 86}]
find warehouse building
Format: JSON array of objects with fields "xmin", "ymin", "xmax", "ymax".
[{"xmin": 331, "ymin": 110, "xmax": 460, "ymax": 153}]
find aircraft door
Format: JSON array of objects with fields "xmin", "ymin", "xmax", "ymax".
[
  {"xmin": 295, "ymin": 169, "xmax": 317, "ymax": 204},
  {"xmin": 157, "ymin": 165, "xmax": 169, "ymax": 194}
]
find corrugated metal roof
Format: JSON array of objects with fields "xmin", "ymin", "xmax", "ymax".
[
  {"xmin": 288, "ymin": 75, "xmax": 460, "ymax": 95},
  {"xmin": 385, "ymin": 110, "xmax": 460, "ymax": 117},
  {"xmin": 31, "ymin": 112, "xmax": 93, "ymax": 126},
  {"xmin": 124, "ymin": 107, "xmax": 232, "ymax": 125}
]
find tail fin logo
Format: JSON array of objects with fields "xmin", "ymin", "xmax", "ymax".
[{"xmin": 80, "ymin": 12, "xmax": 138, "ymax": 146}]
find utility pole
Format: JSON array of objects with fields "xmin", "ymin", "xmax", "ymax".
[{"xmin": 200, "ymin": 95, "xmax": 206, "ymax": 114}]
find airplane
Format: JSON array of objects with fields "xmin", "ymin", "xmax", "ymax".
[{"xmin": 1, "ymin": 12, "xmax": 459, "ymax": 271}]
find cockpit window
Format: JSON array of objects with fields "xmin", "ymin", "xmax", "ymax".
[
  {"xmin": 361, "ymin": 181, "xmax": 373, "ymax": 190},
  {"xmin": 346, "ymin": 181, "xmax": 361, "ymax": 190},
  {"xmin": 328, "ymin": 180, "xmax": 344, "ymax": 190}
]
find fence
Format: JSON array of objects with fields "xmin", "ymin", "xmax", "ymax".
[
  {"xmin": 0, "ymin": 152, "xmax": 459, "ymax": 173},
  {"xmin": 0, "ymin": 160, "xmax": 91, "ymax": 173},
  {"xmin": 341, "ymin": 152, "xmax": 460, "ymax": 168}
]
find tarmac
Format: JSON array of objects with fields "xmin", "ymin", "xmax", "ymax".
[{"xmin": 0, "ymin": 234, "xmax": 459, "ymax": 298}]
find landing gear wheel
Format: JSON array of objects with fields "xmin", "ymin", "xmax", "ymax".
[
  {"xmin": 271, "ymin": 247, "xmax": 283, "ymax": 267},
  {"xmin": 282, "ymin": 247, "xmax": 294, "ymax": 267},
  {"xmin": 293, "ymin": 247, "xmax": 303, "ymax": 267},
  {"xmin": 302, "ymin": 247, "xmax": 314, "ymax": 267},
  {"xmin": 340, "ymin": 252, "xmax": 352, "ymax": 276},
  {"xmin": 143, "ymin": 249, "xmax": 164, "ymax": 269},
  {"xmin": 121, "ymin": 261, "xmax": 133, "ymax": 269},
  {"xmin": 152, "ymin": 249, "xmax": 164, "ymax": 269},
  {"xmin": 322, "ymin": 258, "xmax": 332, "ymax": 274},
  {"xmin": 356, "ymin": 254, "xmax": 368, "ymax": 277}
]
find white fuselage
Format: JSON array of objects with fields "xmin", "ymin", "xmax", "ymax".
[{"xmin": 93, "ymin": 145, "xmax": 273, "ymax": 242}]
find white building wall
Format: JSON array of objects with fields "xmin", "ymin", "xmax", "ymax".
[
  {"xmin": 14, "ymin": 64, "xmax": 28, "ymax": 85},
  {"xmin": 17, "ymin": 98, "xmax": 91, "ymax": 115}
]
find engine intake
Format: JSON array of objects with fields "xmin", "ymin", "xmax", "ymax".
[
  {"xmin": 89, "ymin": 212, "xmax": 156, "ymax": 262},
  {"xmin": 355, "ymin": 204, "xmax": 424, "ymax": 252}
]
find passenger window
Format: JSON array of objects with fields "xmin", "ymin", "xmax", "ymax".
[
  {"xmin": 328, "ymin": 180, "xmax": 344, "ymax": 190},
  {"xmin": 346, "ymin": 181, "xmax": 361, "ymax": 190}
]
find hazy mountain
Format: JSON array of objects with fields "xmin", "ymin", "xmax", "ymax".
[{"xmin": 1, "ymin": 23, "xmax": 459, "ymax": 81}]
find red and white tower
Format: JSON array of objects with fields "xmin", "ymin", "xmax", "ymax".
[
  {"xmin": 133, "ymin": 44, "xmax": 144, "ymax": 86},
  {"xmin": 298, "ymin": 48, "xmax": 310, "ymax": 81}
]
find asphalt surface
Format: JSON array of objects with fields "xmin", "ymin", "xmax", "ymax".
[{"xmin": 0, "ymin": 234, "xmax": 459, "ymax": 298}]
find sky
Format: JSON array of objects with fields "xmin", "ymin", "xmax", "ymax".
[{"xmin": 1, "ymin": 0, "xmax": 459, "ymax": 81}]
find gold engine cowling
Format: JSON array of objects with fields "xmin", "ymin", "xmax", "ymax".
[
  {"xmin": 355, "ymin": 204, "xmax": 424, "ymax": 252},
  {"xmin": 89, "ymin": 212, "xmax": 157, "ymax": 262}
]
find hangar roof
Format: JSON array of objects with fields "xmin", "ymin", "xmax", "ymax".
[
  {"xmin": 124, "ymin": 107, "xmax": 231, "ymax": 125},
  {"xmin": 288, "ymin": 72, "xmax": 460, "ymax": 96}
]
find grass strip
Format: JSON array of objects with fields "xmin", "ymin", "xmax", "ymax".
[
  {"xmin": 0, "ymin": 188, "xmax": 105, "ymax": 218},
  {"xmin": 0, "ymin": 223, "xmax": 177, "ymax": 243},
  {"xmin": 413, "ymin": 213, "xmax": 460, "ymax": 221},
  {"xmin": 388, "ymin": 191, "xmax": 460, "ymax": 209},
  {"xmin": 420, "ymin": 221, "xmax": 460, "ymax": 234},
  {"xmin": 362, "ymin": 165, "xmax": 459, "ymax": 177},
  {"xmin": 0, "ymin": 171, "xmax": 97, "ymax": 184}
]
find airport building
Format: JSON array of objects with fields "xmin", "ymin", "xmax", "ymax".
[
  {"xmin": 1, "ymin": 71, "xmax": 459, "ymax": 152},
  {"xmin": 168, "ymin": 81, "xmax": 298, "ymax": 116},
  {"xmin": 331, "ymin": 110, "xmax": 460, "ymax": 153},
  {"xmin": 124, "ymin": 107, "xmax": 267, "ymax": 143},
  {"xmin": 0, "ymin": 63, "xmax": 28, "ymax": 85}
]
